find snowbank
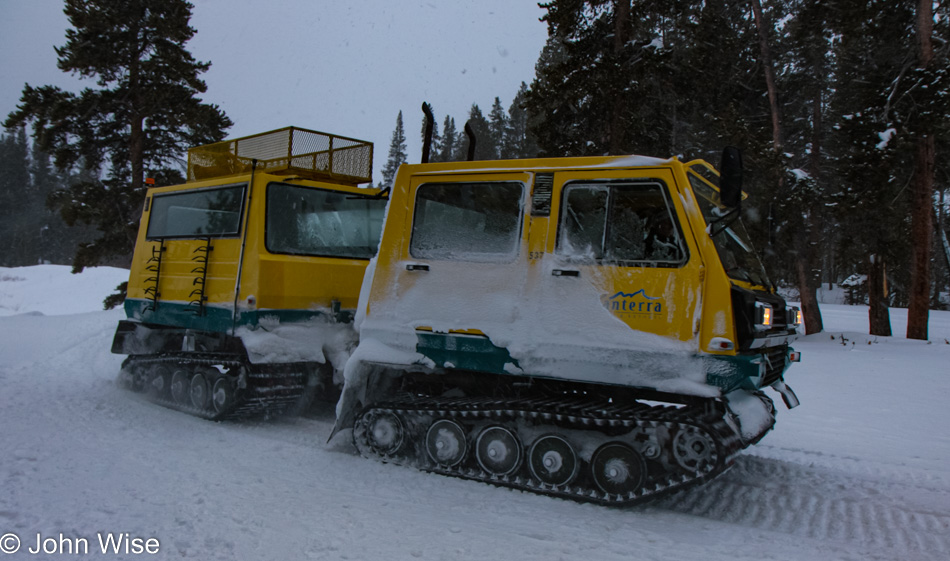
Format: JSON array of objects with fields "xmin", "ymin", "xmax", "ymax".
[{"xmin": 0, "ymin": 264, "xmax": 129, "ymax": 316}]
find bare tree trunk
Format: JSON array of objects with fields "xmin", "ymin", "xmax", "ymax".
[
  {"xmin": 796, "ymin": 77, "xmax": 827, "ymax": 334},
  {"xmin": 868, "ymin": 254, "xmax": 892, "ymax": 336},
  {"xmin": 751, "ymin": 0, "xmax": 783, "ymax": 151},
  {"xmin": 796, "ymin": 256, "xmax": 824, "ymax": 334},
  {"xmin": 908, "ymin": 135, "xmax": 936, "ymax": 333},
  {"xmin": 608, "ymin": 0, "xmax": 630, "ymax": 155},
  {"xmin": 907, "ymin": 0, "xmax": 935, "ymax": 340},
  {"xmin": 128, "ymin": 17, "xmax": 146, "ymax": 255}
]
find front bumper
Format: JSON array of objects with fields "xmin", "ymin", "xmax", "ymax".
[{"xmin": 705, "ymin": 345, "xmax": 801, "ymax": 409}]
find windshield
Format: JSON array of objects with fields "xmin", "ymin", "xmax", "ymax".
[{"xmin": 687, "ymin": 165, "xmax": 771, "ymax": 288}]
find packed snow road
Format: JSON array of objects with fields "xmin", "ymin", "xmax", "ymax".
[{"xmin": 0, "ymin": 266, "xmax": 948, "ymax": 560}]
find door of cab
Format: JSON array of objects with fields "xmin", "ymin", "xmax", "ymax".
[
  {"xmin": 382, "ymin": 171, "xmax": 533, "ymax": 333},
  {"xmin": 544, "ymin": 168, "xmax": 705, "ymax": 343}
]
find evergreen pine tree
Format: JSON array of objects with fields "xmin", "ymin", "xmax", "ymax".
[
  {"xmin": 931, "ymin": 2, "xmax": 950, "ymax": 309},
  {"xmin": 4, "ymin": 0, "xmax": 232, "ymax": 272},
  {"xmin": 466, "ymin": 104, "xmax": 492, "ymax": 161},
  {"xmin": 381, "ymin": 110, "xmax": 407, "ymax": 187},
  {"xmin": 440, "ymin": 116, "xmax": 458, "ymax": 162},
  {"xmin": 0, "ymin": 128, "xmax": 31, "ymax": 266},
  {"xmin": 528, "ymin": 1, "xmax": 762, "ymax": 161},
  {"xmin": 828, "ymin": 0, "xmax": 919, "ymax": 335},
  {"xmin": 905, "ymin": 0, "xmax": 946, "ymax": 339},
  {"xmin": 488, "ymin": 97, "xmax": 508, "ymax": 160},
  {"xmin": 452, "ymin": 124, "xmax": 468, "ymax": 162},
  {"xmin": 0, "ymin": 128, "xmax": 29, "ymax": 215},
  {"xmin": 505, "ymin": 82, "xmax": 538, "ymax": 159},
  {"xmin": 31, "ymin": 143, "xmax": 93, "ymax": 264}
]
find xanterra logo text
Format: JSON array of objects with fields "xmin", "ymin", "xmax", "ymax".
[{"xmin": 604, "ymin": 290, "xmax": 663, "ymax": 316}]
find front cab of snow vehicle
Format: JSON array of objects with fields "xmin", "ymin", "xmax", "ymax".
[
  {"xmin": 343, "ymin": 151, "xmax": 801, "ymax": 505},
  {"xmin": 111, "ymin": 127, "xmax": 386, "ymax": 420}
]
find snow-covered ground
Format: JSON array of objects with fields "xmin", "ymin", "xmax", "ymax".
[{"xmin": 0, "ymin": 265, "xmax": 948, "ymax": 560}]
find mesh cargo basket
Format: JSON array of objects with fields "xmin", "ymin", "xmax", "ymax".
[{"xmin": 187, "ymin": 127, "xmax": 373, "ymax": 184}]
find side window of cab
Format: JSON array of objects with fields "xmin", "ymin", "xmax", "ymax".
[
  {"xmin": 410, "ymin": 181, "xmax": 525, "ymax": 262},
  {"xmin": 557, "ymin": 181, "xmax": 688, "ymax": 266}
]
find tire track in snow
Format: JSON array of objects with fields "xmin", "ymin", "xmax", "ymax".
[
  {"xmin": 754, "ymin": 443, "xmax": 950, "ymax": 490},
  {"xmin": 655, "ymin": 454, "xmax": 950, "ymax": 558}
]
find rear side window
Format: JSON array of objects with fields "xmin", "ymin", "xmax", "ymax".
[
  {"xmin": 557, "ymin": 181, "xmax": 687, "ymax": 265},
  {"xmin": 410, "ymin": 182, "xmax": 524, "ymax": 262},
  {"xmin": 147, "ymin": 184, "xmax": 245, "ymax": 239},
  {"xmin": 265, "ymin": 182, "xmax": 386, "ymax": 259}
]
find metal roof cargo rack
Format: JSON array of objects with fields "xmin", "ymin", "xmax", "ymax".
[{"xmin": 187, "ymin": 126, "xmax": 373, "ymax": 185}]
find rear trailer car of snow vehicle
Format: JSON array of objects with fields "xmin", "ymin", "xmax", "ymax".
[
  {"xmin": 335, "ymin": 129, "xmax": 803, "ymax": 505},
  {"xmin": 111, "ymin": 127, "xmax": 387, "ymax": 420}
]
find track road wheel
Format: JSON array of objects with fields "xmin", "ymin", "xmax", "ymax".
[
  {"xmin": 148, "ymin": 366, "xmax": 171, "ymax": 398},
  {"xmin": 590, "ymin": 443, "xmax": 646, "ymax": 496},
  {"xmin": 426, "ymin": 419, "xmax": 467, "ymax": 467},
  {"xmin": 528, "ymin": 435, "xmax": 579, "ymax": 487},
  {"xmin": 170, "ymin": 369, "xmax": 190, "ymax": 406},
  {"xmin": 211, "ymin": 377, "xmax": 234, "ymax": 414},
  {"xmin": 130, "ymin": 368, "xmax": 148, "ymax": 392},
  {"xmin": 476, "ymin": 426, "xmax": 522, "ymax": 477},
  {"xmin": 189, "ymin": 371, "xmax": 210, "ymax": 410},
  {"xmin": 363, "ymin": 410, "xmax": 405, "ymax": 456}
]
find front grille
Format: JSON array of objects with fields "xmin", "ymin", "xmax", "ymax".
[{"xmin": 761, "ymin": 345, "xmax": 788, "ymax": 387}]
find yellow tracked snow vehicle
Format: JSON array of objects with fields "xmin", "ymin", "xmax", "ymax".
[
  {"xmin": 333, "ymin": 110, "xmax": 802, "ymax": 505},
  {"xmin": 112, "ymin": 127, "xmax": 387, "ymax": 419},
  {"xmin": 113, "ymin": 116, "xmax": 801, "ymax": 505}
]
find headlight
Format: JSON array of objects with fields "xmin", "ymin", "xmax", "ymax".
[
  {"xmin": 755, "ymin": 302, "xmax": 773, "ymax": 331},
  {"xmin": 787, "ymin": 306, "xmax": 802, "ymax": 327}
]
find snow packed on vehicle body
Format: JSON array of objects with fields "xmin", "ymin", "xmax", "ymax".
[{"xmin": 111, "ymin": 115, "xmax": 802, "ymax": 505}]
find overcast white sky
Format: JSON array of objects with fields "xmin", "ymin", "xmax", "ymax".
[{"xmin": 0, "ymin": 0, "xmax": 550, "ymax": 183}]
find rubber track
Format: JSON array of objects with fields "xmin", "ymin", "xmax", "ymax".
[
  {"xmin": 123, "ymin": 354, "xmax": 306, "ymax": 421},
  {"xmin": 354, "ymin": 394, "xmax": 750, "ymax": 506}
]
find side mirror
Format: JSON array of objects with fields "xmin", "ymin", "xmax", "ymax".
[{"xmin": 719, "ymin": 146, "xmax": 743, "ymax": 209}]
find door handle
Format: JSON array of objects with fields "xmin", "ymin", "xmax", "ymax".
[
  {"xmin": 552, "ymin": 269, "xmax": 580, "ymax": 277},
  {"xmin": 406, "ymin": 263, "xmax": 430, "ymax": 272}
]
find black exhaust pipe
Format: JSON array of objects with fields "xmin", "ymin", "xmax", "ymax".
[
  {"xmin": 421, "ymin": 102, "xmax": 434, "ymax": 164},
  {"xmin": 464, "ymin": 121, "xmax": 476, "ymax": 161}
]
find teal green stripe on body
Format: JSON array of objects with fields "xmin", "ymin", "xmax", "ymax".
[
  {"xmin": 415, "ymin": 332, "xmax": 521, "ymax": 375},
  {"xmin": 124, "ymin": 298, "xmax": 335, "ymax": 333}
]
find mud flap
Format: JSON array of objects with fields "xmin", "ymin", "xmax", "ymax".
[
  {"xmin": 771, "ymin": 380, "xmax": 800, "ymax": 409},
  {"xmin": 724, "ymin": 389, "xmax": 776, "ymax": 446}
]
